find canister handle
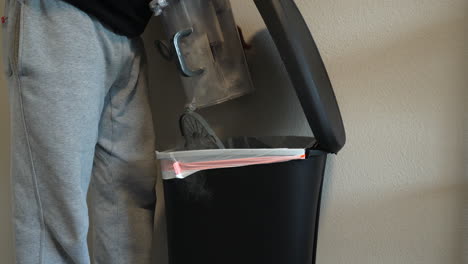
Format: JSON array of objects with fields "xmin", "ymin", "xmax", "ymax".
[{"xmin": 173, "ymin": 28, "xmax": 205, "ymax": 77}]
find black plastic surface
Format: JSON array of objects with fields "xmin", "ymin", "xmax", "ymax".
[
  {"xmin": 164, "ymin": 152, "xmax": 327, "ymax": 264},
  {"xmin": 254, "ymin": 0, "xmax": 346, "ymax": 153}
]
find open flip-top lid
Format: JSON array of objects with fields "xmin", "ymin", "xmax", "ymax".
[{"xmin": 254, "ymin": 0, "xmax": 346, "ymax": 153}]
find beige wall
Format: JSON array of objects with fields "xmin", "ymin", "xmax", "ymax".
[{"xmin": 1, "ymin": 0, "xmax": 467, "ymax": 263}]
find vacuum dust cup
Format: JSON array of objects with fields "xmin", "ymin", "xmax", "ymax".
[{"xmin": 154, "ymin": 0, "xmax": 254, "ymax": 109}]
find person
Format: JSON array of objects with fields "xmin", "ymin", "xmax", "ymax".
[{"xmin": 2, "ymin": 0, "xmax": 157, "ymax": 263}]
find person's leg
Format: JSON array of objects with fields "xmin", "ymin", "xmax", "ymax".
[
  {"xmin": 3, "ymin": 0, "xmax": 126, "ymax": 263},
  {"xmin": 89, "ymin": 38, "xmax": 157, "ymax": 264}
]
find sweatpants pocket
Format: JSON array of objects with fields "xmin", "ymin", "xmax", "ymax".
[{"xmin": 2, "ymin": 0, "xmax": 22, "ymax": 78}]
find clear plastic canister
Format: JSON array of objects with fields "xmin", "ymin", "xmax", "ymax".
[{"xmin": 156, "ymin": 0, "xmax": 254, "ymax": 109}]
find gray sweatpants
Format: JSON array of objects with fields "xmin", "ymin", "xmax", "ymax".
[{"xmin": 2, "ymin": 0, "xmax": 157, "ymax": 263}]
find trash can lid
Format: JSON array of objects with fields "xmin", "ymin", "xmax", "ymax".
[{"xmin": 254, "ymin": 0, "xmax": 346, "ymax": 153}]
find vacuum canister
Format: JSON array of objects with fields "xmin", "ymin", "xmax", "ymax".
[{"xmin": 152, "ymin": 0, "xmax": 254, "ymax": 109}]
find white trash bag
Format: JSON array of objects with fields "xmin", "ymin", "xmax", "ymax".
[{"xmin": 157, "ymin": 148, "xmax": 306, "ymax": 180}]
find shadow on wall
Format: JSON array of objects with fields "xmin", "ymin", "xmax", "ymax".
[
  {"xmin": 197, "ymin": 29, "xmax": 312, "ymax": 140},
  {"xmin": 143, "ymin": 18, "xmax": 186, "ymax": 151}
]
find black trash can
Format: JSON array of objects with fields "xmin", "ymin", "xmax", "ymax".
[{"xmin": 161, "ymin": 0, "xmax": 346, "ymax": 263}]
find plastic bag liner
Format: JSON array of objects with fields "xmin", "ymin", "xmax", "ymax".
[{"xmin": 156, "ymin": 136, "xmax": 316, "ymax": 180}]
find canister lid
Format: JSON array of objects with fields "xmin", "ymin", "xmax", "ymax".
[{"xmin": 254, "ymin": 0, "xmax": 346, "ymax": 153}]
